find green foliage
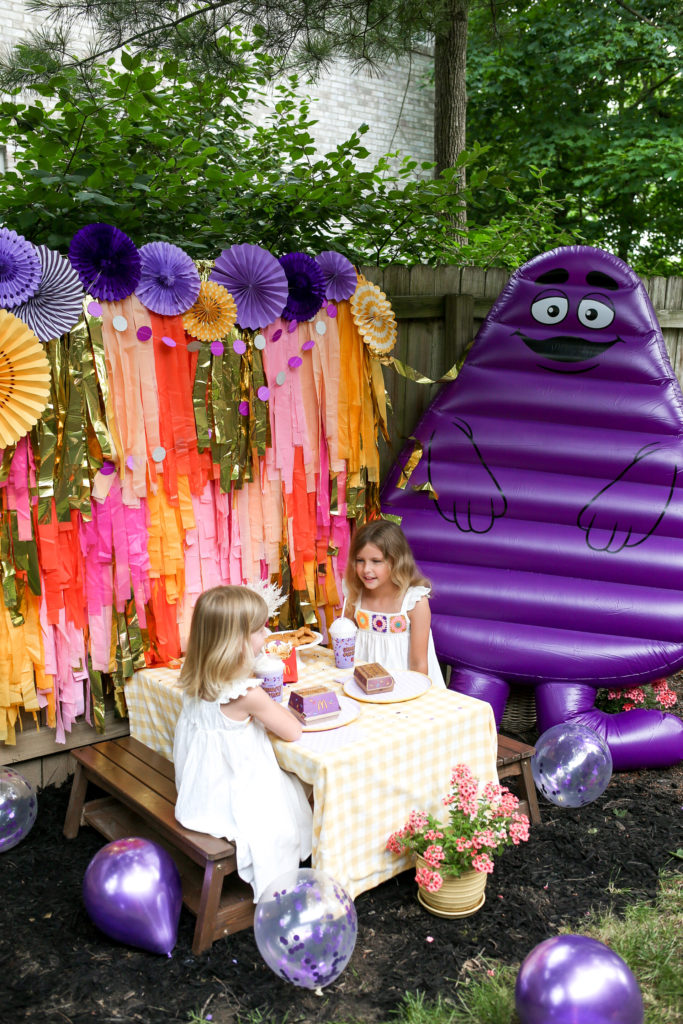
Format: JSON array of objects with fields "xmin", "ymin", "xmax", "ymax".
[
  {"xmin": 467, "ymin": 0, "xmax": 683, "ymax": 273},
  {"xmin": 0, "ymin": 35, "xmax": 574, "ymax": 268}
]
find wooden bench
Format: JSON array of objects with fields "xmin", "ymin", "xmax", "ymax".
[
  {"xmin": 63, "ymin": 735, "xmax": 255, "ymax": 955},
  {"xmin": 496, "ymin": 735, "xmax": 541, "ymax": 825}
]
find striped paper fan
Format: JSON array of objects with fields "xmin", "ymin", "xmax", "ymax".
[
  {"xmin": 11, "ymin": 245, "xmax": 84, "ymax": 343},
  {"xmin": 0, "ymin": 310, "xmax": 51, "ymax": 447}
]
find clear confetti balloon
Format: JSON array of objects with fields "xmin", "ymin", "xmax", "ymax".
[
  {"xmin": 532, "ymin": 723, "xmax": 613, "ymax": 807},
  {"xmin": 0, "ymin": 767, "xmax": 38, "ymax": 852},
  {"xmin": 254, "ymin": 868, "xmax": 357, "ymax": 989},
  {"xmin": 516, "ymin": 934, "xmax": 644, "ymax": 1024}
]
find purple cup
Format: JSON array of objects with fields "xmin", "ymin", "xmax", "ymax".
[
  {"xmin": 329, "ymin": 620, "xmax": 357, "ymax": 669},
  {"xmin": 255, "ymin": 656, "xmax": 284, "ymax": 702}
]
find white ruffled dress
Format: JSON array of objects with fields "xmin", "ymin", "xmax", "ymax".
[
  {"xmin": 173, "ymin": 677, "xmax": 313, "ymax": 902},
  {"xmin": 351, "ymin": 585, "xmax": 446, "ymax": 688}
]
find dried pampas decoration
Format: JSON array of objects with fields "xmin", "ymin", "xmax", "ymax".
[{"xmin": 244, "ymin": 579, "xmax": 286, "ymax": 621}]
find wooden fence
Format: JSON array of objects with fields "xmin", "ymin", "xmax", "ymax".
[{"xmin": 361, "ymin": 265, "xmax": 683, "ymax": 480}]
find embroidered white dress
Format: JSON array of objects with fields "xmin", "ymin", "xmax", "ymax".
[
  {"xmin": 351, "ymin": 585, "xmax": 446, "ymax": 688},
  {"xmin": 173, "ymin": 677, "xmax": 313, "ymax": 902}
]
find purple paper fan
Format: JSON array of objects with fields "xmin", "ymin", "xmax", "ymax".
[
  {"xmin": 0, "ymin": 228, "xmax": 42, "ymax": 307},
  {"xmin": 135, "ymin": 241, "xmax": 201, "ymax": 316},
  {"xmin": 11, "ymin": 244, "xmax": 84, "ymax": 342},
  {"xmin": 315, "ymin": 250, "xmax": 358, "ymax": 302},
  {"xmin": 279, "ymin": 252, "xmax": 326, "ymax": 322},
  {"xmin": 210, "ymin": 243, "xmax": 288, "ymax": 330},
  {"xmin": 69, "ymin": 223, "xmax": 141, "ymax": 302}
]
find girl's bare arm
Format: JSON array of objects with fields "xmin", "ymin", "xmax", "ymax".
[
  {"xmin": 222, "ymin": 685, "xmax": 302, "ymax": 741},
  {"xmin": 408, "ymin": 597, "xmax": 431, "ymax": 676}
]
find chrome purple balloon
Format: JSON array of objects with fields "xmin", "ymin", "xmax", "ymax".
[
  {"xmin": 254, "ymin": 868, "xmax": 357, "ymax": 989},
  {"xmin": 515, "ymin": 934, "xmax": 644, "ymax": 1024},
  {"xmin": 0, "ymin": 767, "xmax": 37, "ymax": 852},
  {"xmin": 83, "ymin": 838, "xmax": 182, "ymax": 956},
  {"xmin": 381, "ymin": 245, "xmax": 683, "ymax": 770},
  {"xmin": 531, "ymin": 723, "xmax": 613, "ymax": 807}
]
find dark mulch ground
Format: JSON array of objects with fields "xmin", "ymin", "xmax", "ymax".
[{"xmin": 4, "ymin": 701, "xmax": 683, "ymax": 1024}]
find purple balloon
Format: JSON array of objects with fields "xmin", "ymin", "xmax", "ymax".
[
  {"xmin": 381, "ymin": 245, "xmax": 683, "ymax": 770},
  {"xmin": 516, "ymin": 934, "xmax": 644, "ymax": 1024},
  {"xmin": 0, "ymin": 767, "xmax": 37, "ymax": 852},
  {"xmin": 532, "ymin": 723, "xmax": 612, "ymax": 807},
  {"xmin": 254, "ymin": 868, "xmax": 357, "ymax": 989},
  {"xmin": 83, "ymin": 838, "xmax": 182, "ymax": 956}
]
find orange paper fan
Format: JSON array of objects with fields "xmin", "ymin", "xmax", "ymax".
[
  {"xmin": 349, "ymin": 279, "xmax": 397, "ymax": 356},
  {"xmin": 0, "ymin": 310, "xmax": 51, "ymax": 448},
  {"xmin": 182, "ymin": 280, "xmax": 238, "ymax": 341}
]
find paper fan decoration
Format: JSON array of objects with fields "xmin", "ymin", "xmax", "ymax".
[
  {"xmin": 210, "ymin": 244, "xmax": 288, "ymax": 330},
  {"xmin": 279, "ymin": 251, "xmax": 326, "ymax": 322},
  {"xmin": 0, "ymin": 310, "xmax": 51, "ymax": 447},
  {"xmin": 182, "ymin": 280, "xmax": 237, "ymax": 341},
  {"xmin": 11, "ymin": 245, "xmax": 84, "ymax": 342},
  {"xmin": 315, "ymin": 250, "xmax": 358, "ymax": 302},
  {"xmin": 0, "ymin": 228, "xmax": 42, "ymax": 308},
  {"xmin": 350, "ymin": 279, "xmax": 398, "ymax": 356},
  {"xmin": 68, "ymin": 223, "xmax": 141, "ymax": 302},
  {"xmin": 135, "ymin": 241, "xmax": 201, "ymax": 316}
]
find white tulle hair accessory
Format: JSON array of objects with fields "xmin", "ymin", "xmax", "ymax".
[{"xmin": 244, "ymin": 579, "xmax": 286, "ymax": 620}]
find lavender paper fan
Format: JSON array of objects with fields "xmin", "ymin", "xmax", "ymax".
[
  {"xmin": 315, "ymin": 250, "xmax": 358, "ymax": 302},
  {"xmin": 0, "ymin": 228, "xmax": 42, "ymax": 307},
  {"xmin": 136, "ymin": 241, "xmax": 201, "ymax": 316},
  {"xmin": 279, "ymin": 252, "xmax": 325, "ymax": 322},
  {"xmin": 210, "ymin": 244, "xmax": 288, "ymax": 330},
  {"xmin": 69, "ymin": 223, "xmax": 141, "ymax": 302},
  {"xmin": 11, "ymin": 245, "xmax": 84, "ymax": 342}
]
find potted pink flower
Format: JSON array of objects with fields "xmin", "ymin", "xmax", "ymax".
[{"xmin": 386, "ymin": 764, "xmax": 530, "ymax": 917}]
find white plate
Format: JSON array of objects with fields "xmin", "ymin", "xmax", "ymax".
[
  {"xmin": 299, "ymin": 695, "xmax": 361, "ymax": 732},
  {"xmin": 342, "ymin": 670, "xmax": 431, "ymax": 704},
  {"xmin": 266, "ymin": 629, "xmax": 323, "ymax": 652}
]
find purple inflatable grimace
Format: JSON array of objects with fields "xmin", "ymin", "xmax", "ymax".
[{"xmin": 381, "ymin": 245, "xmax": 683, "ymax": 770}]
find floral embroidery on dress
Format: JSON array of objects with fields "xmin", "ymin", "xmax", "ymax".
[
  {"xmin": 356, "ymin": 609, "xmax": 371, "ymax": 630},
  {"xmin": 371, "ymin": 613, "xmax": 388, "ymax": 633},
  {"xmin": 389, "ymin": 615, "xmax": 408, "ymax": 634}
]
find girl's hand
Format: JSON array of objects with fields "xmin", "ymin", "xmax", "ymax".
[
  {"xmin": 223, "ymin": 684, "xmax": 302, "ymax": 741},
  {"xmin": 408, "ymin": 596, "xmax": 431, "ymax": 676}
]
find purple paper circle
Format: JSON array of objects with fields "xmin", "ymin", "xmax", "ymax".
[
  {"xmin": 288, "ymin": 320, "xmax": 298, "ymax": 333},
  {"xmin": 302, "ymin": 339, "xmax": 315, "ymax": 351},
  {"xmin": 137, "ymin": 325, "xmax": 152, "ymax": 341},
  {"xmin": 151, "ymin": 446, "xmax": 166, "ymax": 463},
  {"xmin": 162, "ymin": 335, "xmax": 176, "ymax": 348},
  {"xmin": 100, "ymin": 461, "xmax": 116, "ymax": 476},
  {"xmin": 233, "ymin": 338, "xmax": 247, "ymax": 355},
  {"xmin": 326, "ymin": 303, "xmax": 337, "ymax": 317},
  {"xmin": 272, "ymin": 329, "xmax": 283, "ymax": 342},
  {"xmin": 126, "ymin": 456, "xmax": 135, "ymax": 470},
  {"xmin": 257, "ymin": 386, "xmax": 270, "ymax": 401},
  {"xmin": 238, "ymin": 401, "xmax": 249, "ymax": 416},
  {"xmin": 87, "ymin": 301, "xmax": 103, "ymax": 318},
  {"xmin": 211, "ymin": 341, "xmax": 224, "ymax": 356},
  {"xmin": 288, "ymin": 356, "xmax": 303, "ymax": 369}
]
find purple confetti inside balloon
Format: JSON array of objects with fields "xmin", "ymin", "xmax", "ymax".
[
  {"xmin": 272, "ymin": 328, "xmax": 283, "ymax": 342},
  {"xmin": 82, "ymin": 838, "xmax": 182, "ymax": 956},
  {"xmin": 233, "ymin": 338, "xmax": 247, "ymax": 355},
  {"xmin": 515, "ymin": 934, "xmax": 643, "ymax": 1024},
  {"xmin": 531, "ymin": 723, "xmax": 613, "ymax": 807},
  {"xmin": 302, "ymin": 340, "xmax": 315, "ymax": 351},
  {"xmin": 288, "ymin": 356, "xmax": 303, "ymax": 369},
  {"xmin": 254, "ymin": 868, "xmax": 357, "ymax": 990},
  {"xmin": 257, "ymin": 386, "xmax": 270, "ymax": 401},
  {"xmin": 0, "ymin": 767, "xmax": 37, "ymax": 852},
  {"xmin": 100, "ymin": 461, "xmax": 116, "ymax": 476},
  {"xmin": 238, "ymin": 401, "xmax": 249, "ymax": 415},
  {"xmin": 211, "ymin": 341, "xmax": 224, "ymax": 356},
  {"xmin": 137, "ymin": 326, "xmax": 152, "ymax": 341}
]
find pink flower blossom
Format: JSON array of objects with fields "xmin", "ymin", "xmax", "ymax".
[
  {"xmin": 423, "ymin": 844, "xmax": 446, "ymax": 868},
  {"xmin": 472, "ymin": 853, "xmax": 495, "ymax": 873},
  {"xmin": 416, "ymin": 866, "xmax": 443, "ymax": 892}
]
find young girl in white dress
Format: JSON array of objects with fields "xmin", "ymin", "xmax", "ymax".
[
  {"xmin": 173, "ymin": 585, "xmax": 312, "ymax": 903},
  {"xmin": 342, "ymin": 520, "xmax": 446, "ymax": 687}
]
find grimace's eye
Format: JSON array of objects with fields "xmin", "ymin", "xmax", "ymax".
[
  {"xmin": 531, "ymin": 293, "xmax": 569, "ymax": 325},
  {"xmin": 578, "ymin": 295, "xmax": 615, "ymax": 329}
]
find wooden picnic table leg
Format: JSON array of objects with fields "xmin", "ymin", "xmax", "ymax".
[
  {"xmin": 519, "ymin": 756, "xmax": 542, "ymax": 825},
  {"xmin": 192, "ymin": 859, "xmax": 232, "ymax": 955},
  {"xmin": 63, "ymin": 762, "xmax": 88, "ymax": 839}
]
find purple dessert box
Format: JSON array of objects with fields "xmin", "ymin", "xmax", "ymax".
[{"xmin": 288, "ymin": 684, "xmax": 341, "ymax": 723}]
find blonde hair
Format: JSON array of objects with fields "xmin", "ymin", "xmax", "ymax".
[
  {"xmin": 344, "ymin": 520, "xmax": 430, "ymax": 609},
  {"xmin": 178, "ymin": 586, "xmax": 268, "ymax": 702}
]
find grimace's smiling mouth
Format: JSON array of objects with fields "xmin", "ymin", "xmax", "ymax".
[{"xmin": 514, "ymin": 331, "xmax": 622, "ymax": 363}]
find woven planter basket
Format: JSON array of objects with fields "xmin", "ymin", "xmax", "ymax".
[{"xmin": 501, "ymin": 686, "xmax": 537, "ymax": 732}]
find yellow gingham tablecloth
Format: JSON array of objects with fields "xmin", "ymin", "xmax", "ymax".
[{"xmin": 125, "ymin": 648, "xmax": 498, "ymax": 899}]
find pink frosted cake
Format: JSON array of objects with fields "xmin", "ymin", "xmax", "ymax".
[{"xmin": 287, "ymin": 683, "xmax": 341, "ymax": 724}]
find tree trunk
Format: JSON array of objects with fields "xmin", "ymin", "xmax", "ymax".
[{"xmin": 434, "ymin": 0, "xmax": 469, "ymax": 180}]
